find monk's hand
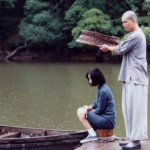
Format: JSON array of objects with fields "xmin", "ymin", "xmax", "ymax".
[{"xmin": 98, "ymin": 44, "xmax": 109, "ymax": 52}]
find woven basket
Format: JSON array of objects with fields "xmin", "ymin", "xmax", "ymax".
[
  {"xmin": 76, "ymin": 30, "xmax": 120, "ymax": 47},
  {"xmin": 96, "ymin": 129, "xmax": 113, "ymax": 137}
]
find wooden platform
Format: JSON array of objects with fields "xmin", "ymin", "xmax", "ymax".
[{"xmin": 76, "ymin": 140, "xmax": 150, "ymax": 150}]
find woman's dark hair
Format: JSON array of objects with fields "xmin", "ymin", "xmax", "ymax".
[{"xmin": 86, "ymin": 68, "xmax": 106, "ymax": 86}]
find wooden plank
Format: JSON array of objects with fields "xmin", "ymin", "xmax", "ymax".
[
  {"xmin": 0, "ymin": 126, "xmax": 45, "ymax": 135},
  {"xmin": 76, "ymin": 140, "xmax": 150, "ymax": 150},
  {"xmin": 140, "ymin": 141, "xmax": 150, "ymax": 149},
  {"xmin": 46, "ymin": 130, "xmax": 86, "ymax": 136},
  {"xmin": 76, "ymin": 142, "xmax": 104, "ymax": 150},
  {"xmin": 0, "ymin": 125, "xmax": 82, "ymax": 136},
  {"xmin": 0, "ymin": 132, "xmax": 20, "ymax": 138},
  {"xmin": 96, "ymin": 141, "xmax": 119, "ymax": 150},
  {"xmin": 0, "ymin": 140, "xmax": 81, "ymax": 149},
  {"xmin": 0, "ymin": 133, "xmax": 86, "ymax": 144}
]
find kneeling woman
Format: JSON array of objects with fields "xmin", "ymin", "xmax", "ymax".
[{"xmin": 77, "ymin": 68, "xmax": 116, "ymax": 143}]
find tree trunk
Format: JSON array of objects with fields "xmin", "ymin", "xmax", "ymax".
[{"xmin": 5, "ymin": 43, "xmax": 27, "ymax": 61}]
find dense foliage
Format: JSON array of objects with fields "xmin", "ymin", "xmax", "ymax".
[
  {"xmin": 68, "ymin": 8, "xmax": 112, "ymax": 48},
  {"xmin": 0, "ymin": 0, "xmax": 16, "ymax": 8},
  {"xmin": 0, "ymin": 0, "xmax": 16, "ymax": 40},
  {"xmin": 0, "ymin": 0, "xmax": 150, "ymax": 61},
  {"xmin": 19, "ymin": 0, "xmax": 71, "ymax": 52}
]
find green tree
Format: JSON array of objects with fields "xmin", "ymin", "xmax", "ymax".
[
  {"xmin": 69, "ymin": 8, "xmax": 111, "ymax": 48},
  {"xmin": 65, "ymin": 0, "xmax": 128, "ymax": 50},
  {"xmin": 20, "ymin": 11, "xmax": 63, "ymax": 46},
  {"xmin": 23, "ymin": 0, "xmax": 49, "ymax": 19},
  {"xmin": 19, "ymin": 0, "xmax": 63, "ymax": 50},
  {"xmin": 65, "ymin": 0, "xmax": 106, "ymax": 31},
  {"xmin": 0, "ymin": 0, "xmax": 16, "ymax": 9},
  {"xmin": 141, "ymin": 26, "xmax": 150, "ymax": 46},
  {"xmin": 1, "ymin": 0, "xmax": 150, "ymax": 61},
  {"xmin": 5, "ymin": 0, "xmax": 66, "ymax": 61},
  {"xmin": 0, "ymin": 0, "xmax": 16, "ymax": 41}
]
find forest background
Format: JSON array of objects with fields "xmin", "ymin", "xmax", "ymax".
[{"xmin": 1, "ymin": 0, "xmax": 150, "ymax": 62}]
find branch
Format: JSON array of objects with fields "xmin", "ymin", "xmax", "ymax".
[
  {"xmin": 52, "ymin": 0, "xmax": 63, "ymax": 12},
  {"xmin": 5, "ymin": 43, "xmax": 27, "ymax": 61}
]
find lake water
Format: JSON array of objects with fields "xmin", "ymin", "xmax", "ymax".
[{"xmin": 0, "ymin": 62, "xmax": 149, "ymax": 138}]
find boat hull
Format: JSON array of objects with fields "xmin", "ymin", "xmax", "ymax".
[{"xmin": 0, "ymin": 125, "xmax": 88, "ymax": 149}]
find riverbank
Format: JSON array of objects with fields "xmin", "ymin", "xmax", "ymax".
[
  {"xmin": 0, "ymin": 51, "xmax": 123, "ymax": 63},
  {"xmin": 0, "ymin": 49, "xmax": 150, "ymax": 63}
]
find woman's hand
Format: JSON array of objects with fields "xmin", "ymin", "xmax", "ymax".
[
  {"xmin": 83, "ymin": 105, "xmax": 89, "ymax": 109},
  {"xmin": 82, "ymin": 106, "xmax": 88, "ymax": 118},
  {"xmin": 82, "ymin": 105, "xmax": 93, "ymax": 118},
  {"xmin": 83, "ymin": 105, "xmax": 93, "ymax": 110}
]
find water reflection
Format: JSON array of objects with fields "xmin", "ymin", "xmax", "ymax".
[{"xmin": 0, "ymin": 62, "xmax": 149, "ymax": 139}]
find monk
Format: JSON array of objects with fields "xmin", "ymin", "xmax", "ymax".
[{"xmin": 99, "ymin": 10, "xmax": 149, "ymax": 149}]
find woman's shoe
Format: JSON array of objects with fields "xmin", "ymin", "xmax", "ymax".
[{"xmin": 80, "ymin": 135, "xmax": 98, "ymax": 143}]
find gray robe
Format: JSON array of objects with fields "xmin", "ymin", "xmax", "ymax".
[{"xmin": 116, "ymin": 28, "xmax": 149, "ymax": 140}]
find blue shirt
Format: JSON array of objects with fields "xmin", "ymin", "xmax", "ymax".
[{"xmin": 91, "ymin": 84, "xmax": 116, "ymax": 126}]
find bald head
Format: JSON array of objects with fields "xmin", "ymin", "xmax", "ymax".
[
  {"xmin": 121, "ymin": 11, "xmax": 139, "ymax": 32},
  {"xmin": 122, "ymin": 11, "xmax": 138, "ymax": 22}
]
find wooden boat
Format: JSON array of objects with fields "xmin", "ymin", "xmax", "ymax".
[{"xmin": 0, "ymin": 125, "xmax": 88, "ymax": 150}]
